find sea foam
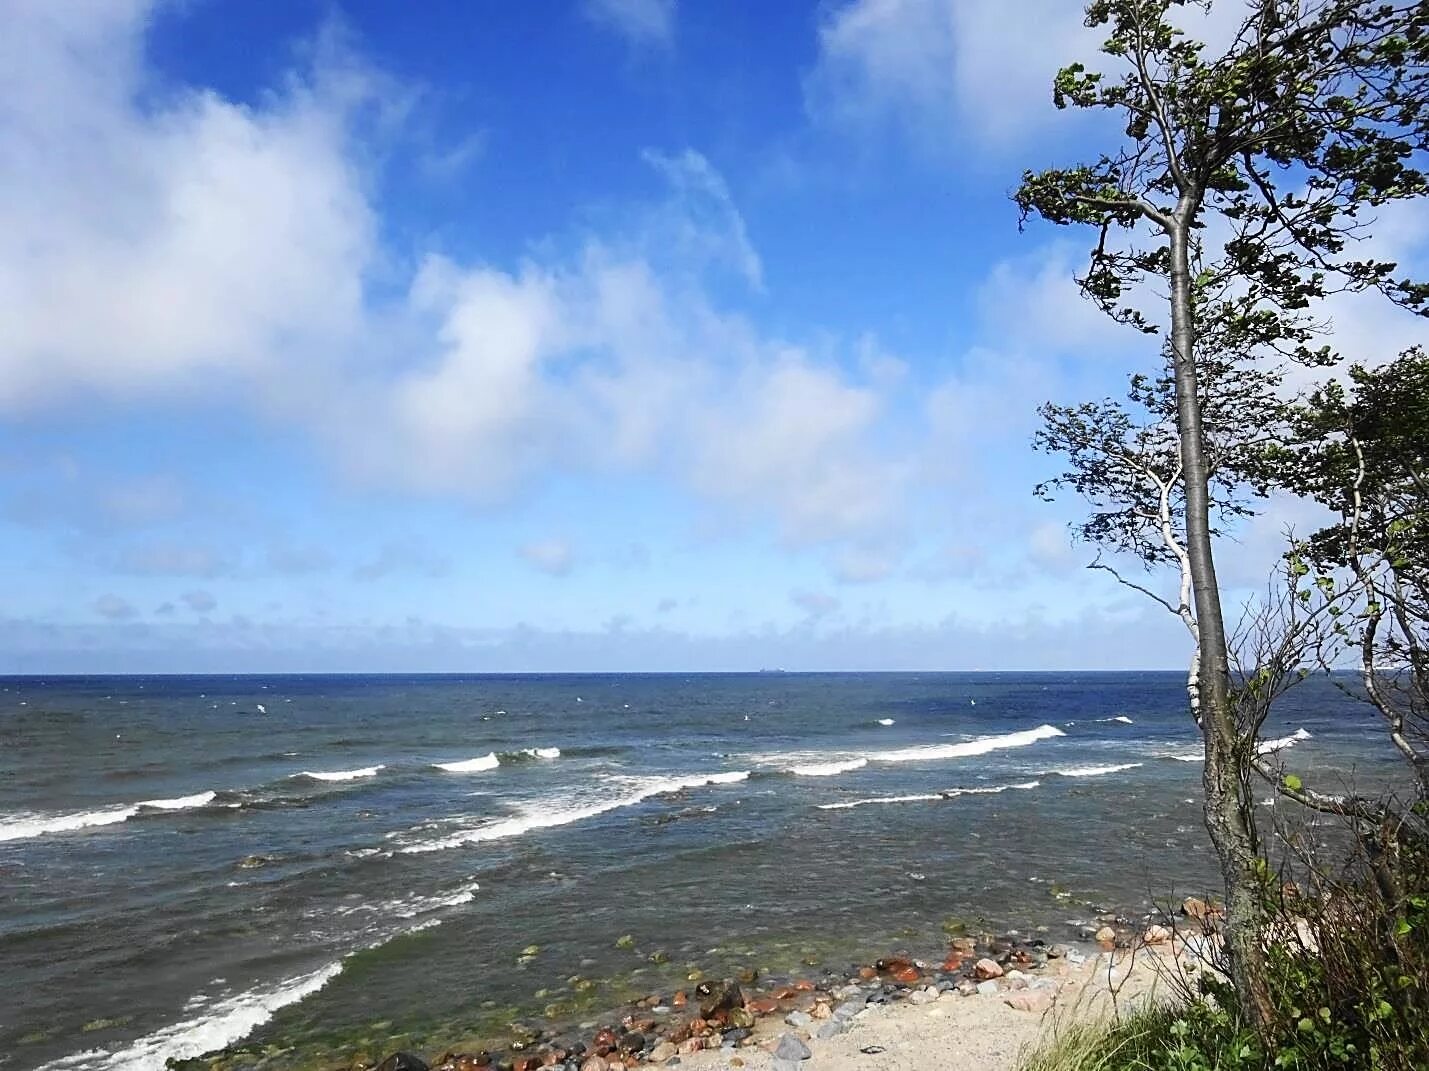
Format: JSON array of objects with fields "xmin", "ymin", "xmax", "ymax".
[
  {"xmin": 294, "ymin": 766, "xmax": 385, "ymax": 782},
  {"xmin": 871, "ymin": 724, "xmax": 1064, "ymax": 764},
  {"xmin": 37, "ymin": 961, "xmax": 344, "ymax": 1071},
  {"xmin": 819, "ymin": 780, "xmax": 1042, "ymax": 810},
  {"xmin": 0, "ymin": 792, "xmax": 217, "ymax": 843},
  {"xmin": 399, "ymin": 770, "xmax": 749, "ymax": 853},
  {"xmin": 788, "ymin": 758, "xmax": 869, "ymax": 777},
  {"xmin": 433, "ymin": 753, "xmax": 500, "ymax": 773},
  {"xmin": 1257, "ymin": 728, "xmax": 1312, "ymax": 755},
  {"xmin": 1052, "ymin": 762, "xmax": 1143, "ymax": 777}
]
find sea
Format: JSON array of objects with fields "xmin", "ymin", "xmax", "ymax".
[{"xmin": 0, "ymin": 672, "xmax": 1403, "ymax": 1070}]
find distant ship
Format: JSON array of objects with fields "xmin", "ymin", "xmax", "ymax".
[{"xmin": 757, "ymin": 668, "xmax": 788, "ymax": 674}]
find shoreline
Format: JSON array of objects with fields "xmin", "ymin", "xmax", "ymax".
[{"xmin": 169, "ymin": 902, "xmax": 1209, "ymax": 1071}]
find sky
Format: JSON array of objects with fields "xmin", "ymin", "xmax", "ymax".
[{"xmin": 2, "ymin": 0, "xmax": 1426, "ymax": 674}]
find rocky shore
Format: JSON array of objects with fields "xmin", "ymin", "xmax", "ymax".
[{"xmin": 195, "ymin": 899, "xmax": 1218, "ymax": 1071}]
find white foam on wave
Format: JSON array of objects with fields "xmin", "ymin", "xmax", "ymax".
[
  {"xmin": 1097, "ymin": 716, "xmax": 1135, "ymax": 724},
  {"xmin": 295, "ymin": 765, "xmax": 385, "ymax": 782},
  {"xmin": 331, "ymin": 880, "xmax": 482, "ymax": 920},
  {"xmin": 434, "ymin": 752, "xmax": 500, "ymax": 773},
  {"xmin": 38, "ymin": 961, "xmax": 345, "ymax": 1071},
  {"xmin": 0, "ymin": 792, "xmax": 216, "ymax": 843},
  {"xmin": 1052, "ymin": 762, "xmax": 1143, "ymax": 777},
  {"xmin": 520, "ymin": 747, "xmax": 561, "ymax": 760},
  {"xmin": 789, "ymin": 758, "xmax": 869, "ymax": 777},
  {"xmin": 1258, "ymin": 728, "xmax": 1312, "ymax": 755},
  {"xmin": 876, "ymin": 718, "xmax": 895, "ymax": 726},
  {"xmin": 872, "ymin": 724, "xmax": 1064, "ymax": 764},
  {"xmin": 399, "ymin": 770, "xmax": 749, "ymax": 854},
  {"xmin": 1162, "ymin": 749, "xmax": 1203, "ymax": 762},
  {"xmin": 819, "ymin": 780, "xmax": 1041, "ymax": 810}
]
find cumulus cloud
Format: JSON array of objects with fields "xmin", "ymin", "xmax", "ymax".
[
  {"xmin": 583, "ymin": 0, "xmax": 676, "ymax": 47},
  {"xmin": 0, "ymin": 2, "xmax": 374, "ymax": 407},
  {"xmin": 519, "ymin": 538, "xmax": 575, "ymax": 577},
  {"xmin": 804, "ymin": 0, "xmax": 1245, "ymax": 150},
  {"xmin": 93, "ymin": 593, "xmax": 137, "ymax": 620},
  {"xmin": 181, "ymin": 589, "xmax": 217, "ymax": 613},
  {"xmin": 0, "ymin": 7, "xmax": 922, "ymax": 565}
]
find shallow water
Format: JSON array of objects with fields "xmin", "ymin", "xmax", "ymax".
[{"xmin": 0, "ymin": 672, "xmax": 1401, "ymax": 1070}]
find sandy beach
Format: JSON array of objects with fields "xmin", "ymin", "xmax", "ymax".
[{"xmin": 674, "ymin": 941, "xmax": 1193, "ymax": 1071}]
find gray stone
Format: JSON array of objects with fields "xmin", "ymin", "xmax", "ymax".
[
  {"xmin": 833, "ymin": 1000, "xmax": 865, "ymax": 1021},
  {"xmin": 772, "ymin": 1061, "xmax": 801, "ymax": 1071},
  {"xmin": 774, "ymin": 1033, "xmax": 812, "ymax": 1061},
  {"xmin": 976, "ymin": 980, "xmax": 999, "ymax": 996},
  {"xmin": 813, "ymin": 1020, "xmax": 844, "ymax": 1040},
  {"xmin": 784, "ymin": 1010, "xmax": 812, "ymax": 1028}
]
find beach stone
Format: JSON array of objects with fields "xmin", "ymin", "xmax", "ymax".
[
  {"xmin": 809, "ymin": 1001, "xmax": 832, "ymax": 1020},
  {"xmin": 677, "ymin": 1038, "xmax": 704, "ymax": 1056},
  {"xmin": 892, "ymin": 965, "xmax": 921, "ymax": 985},
  {"xmin": 1143, "ymin": 924, "xmax": 1174, "ymax": 945},
  {"xmin": 784, "ymin": 1010, "xmax": 812, "ymax": 1028},
  {"xmin": 374, "ymin": 1054, "xmax": 429, "ymax": 1071},
  {"xmin": 727, "ymin": 1007, "xmax": 754, "ymax": 1029},
  {"xmin": 973, "ymin": 958, "xmax": 1003, "ymax": 980},
  {"xmin": 1094, "ymin": 926, "xmax": 1117, "ymax": 946},
  {"xmin": 579, "ymin": 1059, "xmax": 606, "ymax": 1071},
  {"xmin": 1182, "ymin": 897, "xmax": 1220, "ymax": 922},
  {"xmin": 646, "ymin": 1044, "xmax": 677, "ymax": 1065},
  {"xmin": 908, "ymin": 986, "xmax": 938, "ymax": 1005},
  {"xmin": 832, "ymin": 1000, "xmax": 864, "ymax": 1021},
  {"xmin": 773, "ymin": 1034, "xmax": 812, "ymax": 1061},
  {"xmin": 696, "ymin": 980, "xmax": 744, "ymax": 1019},
  {"xmin": 1004, "ymin": 990, "xmax": 1054, "ymax": 1013},
  {"xmin": 745, "ymin": 996, "xmax": 778, "ymax": 1015},
  {"xmin": 813, "ymin": 1020, "xmax": 844, "ymax": 1040},
  {"xmin": 975, "ymin": 980, "xmax": 999, "ymax": 996}
]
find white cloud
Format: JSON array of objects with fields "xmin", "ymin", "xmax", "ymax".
[
  {"xmin": 0, "ymin": 3, "xmax": 943, "ymax": 577},
  {"xmin": 94, "ymin": 593, "xmax": 137, "ymax": 620},
  {"xmin": 181, "ymin": 590, "xmax": 217, "ymax": 613},
  {"xmin": 0, "ymin": 2, "xmax": 374, "ymax": 407},
  {"xmin": 804, "ymin": 0, "xmax": 1249, "ymax": 150},
  {"xmin": 519, "ymin": 539, "xmax": 576, "ymax": 577},
  {"xmin": 583, "ymin": 0, "xmax": 676, "ymax": 47}
]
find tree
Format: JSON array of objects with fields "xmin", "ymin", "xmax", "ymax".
[
  {"xmin": 1017, "ymin": 0, "xmax": 1429, "ymax": 1028},
  {"xmin": 1262, "ymin": 350, "xmax": 1429, "ymax": 827}
]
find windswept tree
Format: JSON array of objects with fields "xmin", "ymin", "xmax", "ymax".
[
  {"xmin": 1018, "ymin": 0, "xmax": 1429, "ymax": 1027},
  {"xmin": 1264, "ymin": 351, "xmax": 1429, "ymax": 828}
]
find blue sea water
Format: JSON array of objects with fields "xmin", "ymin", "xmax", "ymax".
[{"xmin": 0, "ymin": 672, "xmax": 1402, "ymax": 1070}]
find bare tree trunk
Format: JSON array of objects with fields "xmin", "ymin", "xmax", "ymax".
[{"xmin": 1167, "ymin": 206, "xmax": 1275, "ymax": 1030}]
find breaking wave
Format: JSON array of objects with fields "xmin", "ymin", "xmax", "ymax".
[
  {"xmin": 870, "ymin": 724, "xmax": 1064, "ymax": 763},
  {"xmin": 1257, "ymin": 728, "xmax": 1312, "ymax": 755},
  {"xmin": 788, "ymin": 758, "xmax": 869, "ymax": 777},
  {"xmin": 819, "ymin": 780, "xmax": 1042, "ymax": 810},
  {"xmin": 293, "ymin": 766, "xmax": 384, "ymax": 783},
  {"xmin": 37, "ymin": 961, "xmax": 345, "ymax": 1071},
  {"xmin": 0, "ymin": 793, "xmax": 218, "ymax": 844},
  {"xmin": 397, "ymin": 771, "xmax": 749, "ymax": 853},
  {"xmin": 1051, "ymin": 762, "xmax": 1143, "ymax": 778},
  {"xmin": 433, "ymin": 753, "xmax": 500, "ymax": 773}
]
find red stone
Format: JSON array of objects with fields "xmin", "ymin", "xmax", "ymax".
[
  {"xmin": 745, "ymin": 997, "xmax": 779, "ymax": 1015},
  {"xmin": 894, "ymin": 966, "xmax": 921, "ymax": 985},
  {"xmin": 672, "ymin": 990, "xmax": 687, "ymax": 1008},
  {"xmin": 793, "ymin": 980, "xmax": 815, "ymax": 992}
]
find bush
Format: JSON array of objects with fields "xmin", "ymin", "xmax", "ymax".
[{"xmin": 1020, "ymin": 832, "xmax": 1429, "ymax": 1071}]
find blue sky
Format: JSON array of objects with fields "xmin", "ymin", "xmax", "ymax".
[{"xmin": 3, "ymin": 0, "xmax": 1424, "ymax": 673}]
